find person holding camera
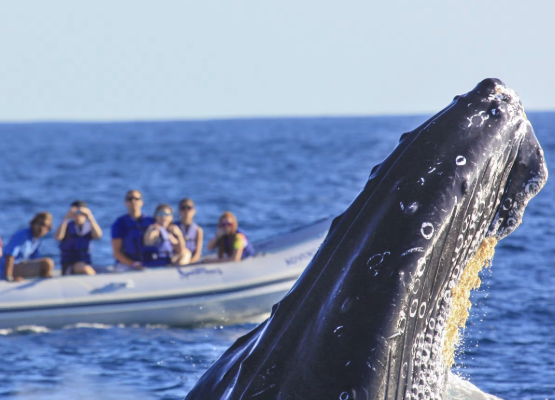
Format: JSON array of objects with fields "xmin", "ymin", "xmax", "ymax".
[{"xmin": 54, "ymin": 200, "xmax": 102, "ymax": 275}]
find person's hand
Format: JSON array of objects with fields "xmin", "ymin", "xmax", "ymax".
[
  {"xmin": 79, "ymin": 207, "xmax": 93, "ymax": 219},
  {"xmin": 65, "ymin": 206, "xmax": 77, "ymax": 220},
  {"xmin": 167, "ymin": 224, "xmax": 179, "ymax": 235},
  {"xmin": 6, "ymin": 276, "xmax": 24, "ymax": 283},
  {"xmin": 131, "ymin": 261, "xmax": 143, "ymax": 270}
]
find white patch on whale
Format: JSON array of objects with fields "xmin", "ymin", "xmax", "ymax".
[
  {"xmin": 401, "ymin": 247, "xmax": 425, "ymax": 257},
  {"xmin": 466, "ymin": 111, "xmax": 489, "ymax": 127},
  {"xmin": 421, "ymin": 222, "xmax": 434, "ymax": 239},
  {"xmin": 416, "ymin": 257, "xmax": 426, "ymax": 277},
  {"xmin": 367, "ymin": 252, "xmax": 390, "ymax": 268}
]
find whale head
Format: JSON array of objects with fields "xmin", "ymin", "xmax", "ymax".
[{"xmin": 186, "ymin": 78, "xmax": 548, "ymax": 400}]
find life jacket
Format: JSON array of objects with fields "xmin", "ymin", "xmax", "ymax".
[
  {"xmin": 119, "ymin": 215, "xmax": 154, "ymax": 262},
  {"xmin": 221, "ymin": 228, "xmax": 255, "ymax": 260},
  {"xmin": 176, "ymin": 221, "xmax": 199, "ymax": 253},
  {"xmin": 60, "ymin": 221, "xmax": 93, "ymax": 267},
  {"xmin": 143, "ymin": 227, "xmax": 176, "ymax": 267}
]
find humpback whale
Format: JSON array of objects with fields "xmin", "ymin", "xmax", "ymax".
[{"xmin": 185, "ymin": 78, "xmax": 548, "ymax": 400}]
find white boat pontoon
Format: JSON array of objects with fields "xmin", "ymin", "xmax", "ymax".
[{"xmin": 0, "ymin": 218, "xmax": 332, "ymax": 330}]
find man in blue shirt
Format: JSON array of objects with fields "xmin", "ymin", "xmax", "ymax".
[
  {"xmin": 111, "ymin": 190, "xmax": 154, "ymax": 272},
  {"xmin": 2, "ymin": 212, "xmax": 55, "ymax": 282}
]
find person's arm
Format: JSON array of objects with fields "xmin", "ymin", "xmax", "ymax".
[
  {"xmin": 213, "ymin": 248, "xmax": 243, "ymax": 263},
  {"xmin": 4, "ymin": 255, "xmax": 23, "ymax": 282},
  {"xmin": 230, "ymin": 233, "xmax": 247, "ymax": 261},
  {"xmin": 54, "ymin": 207, "xmax": 77, "ymax": 242},
  {"xmin": 191, "ymin": 226, "xmax": 203, "ymax": 263},
  {"xmin": 166, "ymin": 224, "xmax": 180, "ymax": 247},
  {"xmin": 143, "ymin": 224, "xmax": 161, "ymax": 246},
  {"xmin": 207, "ymin": 236, "xmax": 217, "ymax": 251},
  {"xmin": 3, "ymin": 231, "xmax": 25, "ymax": 281},
  {"xmin": 168, "ymin": 225, "xmax": 185, "ymax": 249},
  {"xmin": 111, "ymin": 238, "xmax": 137, "ymax": 266},
  {"xmin": 81, "ymin": 208, "xmax": 102, "ymax": 240},
  {"xmin": 168, "ymin": 225, "xmax": 187, "ymax": 264},
  {"xmin": 54, "ymin": 208, "xmax": 75, "ymax": 241},
  {"xmin": 228, "ymin": 235, "xmax": 245, "ymax": 262},
  {"xmin": 53, "ymin": 218, "xmax": 70, "ymax": 241},
  {"xmin": 210, "ymin": 234, "xmax": 245, "ymax": 263},
  {"xmin": 207, "ymin": 227, "xmax": 225, "ymax": 251}
]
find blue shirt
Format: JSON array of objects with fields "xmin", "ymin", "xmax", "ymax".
[
  {"xmin": 1, "ymin": 228, "xmax": 42, "ymax": 278},
  {"xmin": 111, "ymin": 214, "xmax": 155, "ymax": 263}
]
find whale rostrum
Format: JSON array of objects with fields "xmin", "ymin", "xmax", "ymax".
[{"xmin": 185, "ymin": 78, "xmax": 548, "ymax": 400}]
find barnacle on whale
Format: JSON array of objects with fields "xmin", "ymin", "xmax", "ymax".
[{"xmin": 443, "ymin": 237, "xmax": 497, "ymax": 367}]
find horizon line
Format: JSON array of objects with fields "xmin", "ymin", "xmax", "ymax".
[{"xmin": 0, "ymin": 109, "xmax": 554, "ymax": 125}]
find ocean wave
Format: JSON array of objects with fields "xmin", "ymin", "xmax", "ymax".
[
  {"xmin": 446, "ymin": 372, "xmax": 502, "ymax": 400},
  {"xmin": 0, "ymin": 325, "xmax": 51, "ymax": 335},
  {"xmin": 62, "ymin": 322, "xmax": 115, "ymax": 330}
]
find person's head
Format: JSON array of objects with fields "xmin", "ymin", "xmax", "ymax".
[
  {"xmin": 154, "ymin": 204, "xmax": 174, "ymax": 228},
  {"xmin": 125, "ymin": 190, "xmax": 143, "ymax": 216},
  {"xmin": 218, "ymin": 211, "xmax": 238, "ymax": 236},
  {"xmin": 30, "ymin": 212, "xmax": 53, "ymax": 238},
  {"xmin": 179, "ymin": 198, "xmax": 196, "ymax": 223},
  {"xmin": 71, "ymin": 200, "xmax": 87, "ymax": 225}
]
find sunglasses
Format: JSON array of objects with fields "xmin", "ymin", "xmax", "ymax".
[
  {"xmin": 126, "ymin": 196, "xmax": 142, "ymax": 202},
  {"xmin": 180, "ymin": 205, "xmax": 194, "ymax": 211},
  {"xmin": 219, "ymin": 222, "xmax": 232, "ymax": 227},
  {"xmin": 74, "ymin": 209, "xmax": 83, "ymax": 215},
  {"xmin": 156, "ymin": 211, "xmax": 173, "ymax": 217}
]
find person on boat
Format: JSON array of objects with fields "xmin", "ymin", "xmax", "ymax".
[
  {"xmin": 1, "ymin": 212, "xmax": 55, "ymax": 282},
  {"xmin": 206, "ymin": 211, "xmax": 255, "ymax": 262},
  {"xmin": 175, "ymin": 198, "xmax": 203, "ymax": 263},
  {"xmin": 53, "ymin": 200, "xmax": 102, "ymax": 275},
  {"xmin": 143, "ymin": 204, "xmax": 190, "ymax": 266},
  {"xmin": 111, "ymin": 190, "xmax": 155, "ymax": 271}
]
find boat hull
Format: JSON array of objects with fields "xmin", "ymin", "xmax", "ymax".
[{"xmin": 0, "ymin": 278, "xmax": 296, "ymax": 329}]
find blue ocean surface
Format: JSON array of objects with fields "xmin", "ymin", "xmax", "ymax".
[{"xmin": 0, "ymin": 114, "xmax": 553, "ymax": 399}]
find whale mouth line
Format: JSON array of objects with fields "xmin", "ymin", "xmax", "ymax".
[{"xmin": 443, "ymin": 237, "xmax": 497, "ymax": 367}]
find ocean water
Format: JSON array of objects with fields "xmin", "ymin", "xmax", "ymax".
[{"xmin": 0, "ymin": 114, "xmax": 553, "ymax": 399}]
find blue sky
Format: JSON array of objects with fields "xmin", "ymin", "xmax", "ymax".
[{"xmin": 0, "ymin": 0, "xmax": 553, "ymax": 121}]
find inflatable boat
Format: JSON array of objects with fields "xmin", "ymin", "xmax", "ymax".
[{"xmin": 0, "ymin": 218, "xmax": 332, "ymax": 330}]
